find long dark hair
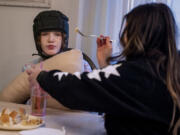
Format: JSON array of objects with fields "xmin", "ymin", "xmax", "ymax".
[{"xmin": 116, "ymin": 3, "xmax": 180, "ymax": 134}]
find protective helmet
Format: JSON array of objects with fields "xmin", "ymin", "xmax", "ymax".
[{"xmin": 33, "ymin": 10, "xmax": 69, "ymax": 58}]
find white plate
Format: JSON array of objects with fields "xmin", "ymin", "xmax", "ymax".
[{"xmin": 0, "ymin": 115, "xmax": 45, "ymax": 131}]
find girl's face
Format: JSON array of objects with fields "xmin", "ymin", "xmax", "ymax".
[{"xmin": 40, "ymin": 31, "xmax": 62, "ymax": 56}]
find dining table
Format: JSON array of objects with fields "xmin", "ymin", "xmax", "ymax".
[{"xmin": 0, "ymin": 101, "xmax": 106, "ymax": 135}]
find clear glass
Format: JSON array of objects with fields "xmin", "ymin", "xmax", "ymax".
[
  {"xmin": 24, "ymin": 62, "xmax": 47, "ymax": 116},
  {"xmin": 31, "ymin": 83, "xmax": 47, "ymax": 117}
]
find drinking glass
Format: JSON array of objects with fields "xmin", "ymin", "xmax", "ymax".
[
  {"xmin": 24, "ymin": 62, "xmax": 47, "ymax": 117},
  {"xmin": 31, "ymin": 83, "xmax": 47, "ymax": 117}
]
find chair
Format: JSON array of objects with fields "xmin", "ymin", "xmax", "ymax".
[
  {"xmin": 82, "ymin": 52, "xmax": 97, "ymax": 70},
  {"xmin": 64, "ymin": 48, "xmax": 97, "ymax": 70}
]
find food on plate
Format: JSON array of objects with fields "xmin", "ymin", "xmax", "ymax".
[
  {"xmin": 19, "ymin": 107, "xmax": 26, "ymax": 115},
  {"xmin": 21, "ymin": 118, "xmax": 43, "ymax": 126},
  {"xmin": 1, "ymin": 108, "xmax": 7, "ymax": 115},
  {"xmin": 0, "ymin": 108, "xmax": 11, "ymax": 125},
  {"xmin": 9, "ymin": 110, "xmax": 18, "ymax": 119},
  {"xmin": 0, "ymin": 114, "xmax": 10, "ymax": 124},
  {"xmin": 18, "ymin": 107, "xmax": 26, "ymax": 120},
  {"xmin": 9, "ymin": 110, "xmax": 18, "ymax": 124},
  {"xmin": 0, "ymin": 107, "xmax": 43, "ymax": 127}
]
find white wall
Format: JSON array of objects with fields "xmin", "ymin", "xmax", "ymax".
[
  {"xmin": 1, "ymin": 0, "xmax": 171, "ymax": 91},
  {"xmin": 0, "ymin": 0, "xmax": 80, "ymax": 90}
]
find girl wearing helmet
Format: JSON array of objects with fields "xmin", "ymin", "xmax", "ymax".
[
  {"xmin": 23, "ymin": 10, "xmax": 92, "ymax": 72},
  {"xmin": 23, "ymin": 10, "xmax": 93, "ymax": 109}
]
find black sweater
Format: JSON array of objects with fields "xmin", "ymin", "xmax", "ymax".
[{"xmin": 37, "ymin": 58, "xmax": 179, "ymax": 135}]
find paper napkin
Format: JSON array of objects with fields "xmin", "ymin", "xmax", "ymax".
[{"xmin": 19, "ymin": 127, "xmax": 66, "ymax": 135}]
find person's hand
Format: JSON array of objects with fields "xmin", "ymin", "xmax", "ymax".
[
  {"xmin": 96, "ymin": 35, "xmax": 112, "ymax": 68},
  {"xmin": 26, "ymin": 65, "xmax": 42, "ymax": 87}
]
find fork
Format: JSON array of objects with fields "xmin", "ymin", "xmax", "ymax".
[
  {"xmin": 75, "ymin": 27, "xmax": 115, "ymax": 43},
  {"xmin": 75, "ymin": 27, "xmax": 98, "ymax": 38}
]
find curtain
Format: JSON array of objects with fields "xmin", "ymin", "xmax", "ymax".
[{"xmin": 76, "ymin": 0, "xmax": 172, "ymax": 66}]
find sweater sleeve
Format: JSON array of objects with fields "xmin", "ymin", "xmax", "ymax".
[
  {"xmin": 37, "ymin": 61, "xmax": 172, "ymax": 119},
  {"xmin": 37, "ymin": 63, "xmax": 124, "ymax": 113}
]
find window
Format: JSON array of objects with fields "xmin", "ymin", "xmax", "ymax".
[{"xmin": 171, "ymin": 0, "xmax": 180, "ymax": 49}]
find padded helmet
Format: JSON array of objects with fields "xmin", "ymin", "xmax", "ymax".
[{"xmin": 33, "ymin": 10, "xmax": 69, "ymax": 58}]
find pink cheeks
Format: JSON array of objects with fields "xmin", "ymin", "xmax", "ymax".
[{"xmin": 40, "ymin": 31, "xmax": 62, "ymax": 56}]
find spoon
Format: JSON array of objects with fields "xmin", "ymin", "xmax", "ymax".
[{"xmin": 75, "ymin": 27, "xmax": 115, "ymax": 43}]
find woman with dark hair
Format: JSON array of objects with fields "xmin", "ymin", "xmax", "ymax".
[{"xmin": 27, "ymin": 3, "xmax": 180, "ymax": 135}]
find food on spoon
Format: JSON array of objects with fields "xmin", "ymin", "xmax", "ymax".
[{"xmin": 74, "ymin": 27, "xmax": 79, "ymax": 33}]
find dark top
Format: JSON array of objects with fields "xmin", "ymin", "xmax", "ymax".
[{"xmin": 37, "ymin": 57, "xmax": 179, "ymax": 135}]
